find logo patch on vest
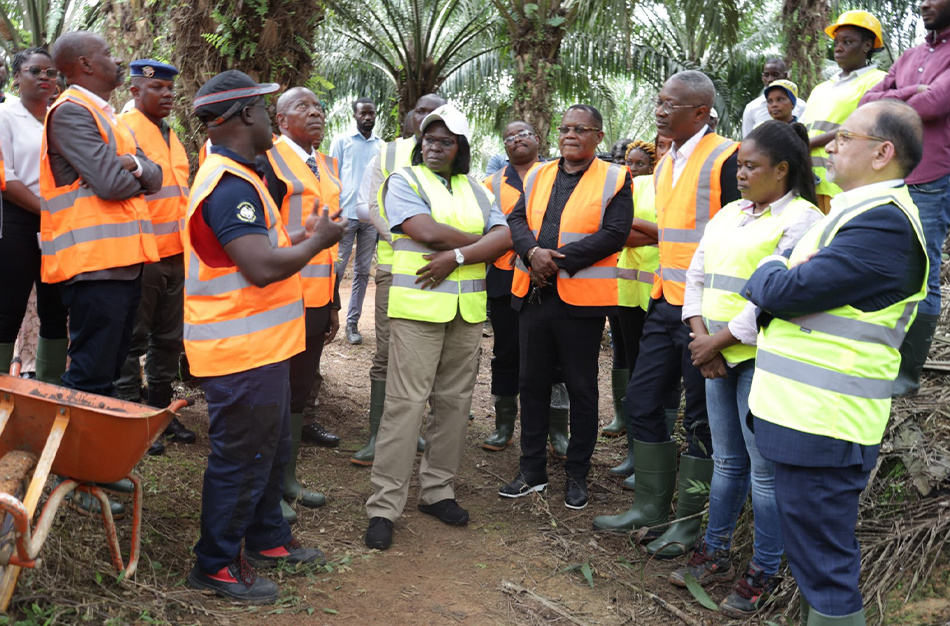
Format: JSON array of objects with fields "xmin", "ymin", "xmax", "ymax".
[{"xmin": 236, "ymin": 202, "xmax": 258, "ymax": 223}]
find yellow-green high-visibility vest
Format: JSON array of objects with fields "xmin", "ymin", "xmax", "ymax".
[
  {"xmin": 701, "ymin": 195, "xmax": 822, "ymax": 365},
  {"xmin": 618, "ymin": 174, "xmax": 659, "ymax": 311},
  {"xmin": 383, "ymin": 165, "xmax": 494, "ymax": 324},
  {"xmin": 376, "ymin": 137, "xmax": 417, "ymax": 272},
  {"xmin": 802, "ymin": 68, "xmax": 886, "ymax": 197},
  {"xmin": 748, "ymin": 185, "xmax": 926, "ymax": 445}
]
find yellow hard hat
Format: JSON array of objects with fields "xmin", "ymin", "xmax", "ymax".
[{"xmin": 825, "ymin": 10, "xmax": 884, "ymax": 49}]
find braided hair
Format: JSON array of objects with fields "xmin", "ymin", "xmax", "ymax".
[{"xmin": 625, "ymin": 140, "xmax": 657, "ymax": 169}]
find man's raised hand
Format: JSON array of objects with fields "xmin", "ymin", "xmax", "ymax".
[{"xmin": 306, "ymin": 203, "xmax": 347, "ymax": 250}]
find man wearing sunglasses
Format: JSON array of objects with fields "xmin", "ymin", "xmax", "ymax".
[
  {"xmin": 743, "ymin": 100, "xmax": 926, "ymax": 626},
  {"xmin": 500, "ymin": 105, "xmax": 632, "ymax": 511}
]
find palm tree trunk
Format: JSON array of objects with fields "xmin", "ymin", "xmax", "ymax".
[
  {"xmin": 510, "ymin": 19, "xmax": 567, "ymax": 155},
  {"xmin": 782, "ymin": 0, "xmax": 829, "ymax": 95}
]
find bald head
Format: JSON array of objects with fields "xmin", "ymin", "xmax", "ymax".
[
  {"xmin": 52, "ymin": 31, "xmax": 103, "ymax": 78},
  {"xmin": 404, "ymin": 93, "xmax": 447, "ymax": 138},
  {"xmin": 669, "ymin": 70, "xmax": 716, "ymax": 108},
  {"xmin": 276, "ymin": 86, "xmax": 319, "ymax": 116},
  {"xmin": 864, "ymin": 100, "xmax": 924, "ymax": 177}
]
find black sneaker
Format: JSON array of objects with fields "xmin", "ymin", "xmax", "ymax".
[
  {"xmin": 245, "ymin": 538, "xmax": 326, "ymax": 569},
  {"xmin": 300, "ymin": 422, "xmax": 340, "ymax": 448},
  {"xmin": 164, "ymin": 417, "xmax": 197, "ymax": 443},
  {"xmin": 669, "ymin": 538, "xmax": 734, "ymax": 588},
  {"xmin": 564, "ymin": 477, "xmax": 589, "ymax": 510},
  {"xmin": 187, "ymin": 554, "xmax": 279, "ymax": 604},
  {"xmin": 365, "ymin": 517, "xmax": 393, "ymax": 550},
  {"xmin": 418, "ymin": 499, "xmax": 469, "ymax": 526},
  {"xmin": 719, "ymin": 562, "xmax": 779, "ymax": 618},
  {"xmin": 498, "ymin": 472, "xmax": 548, "ymax": 498}
]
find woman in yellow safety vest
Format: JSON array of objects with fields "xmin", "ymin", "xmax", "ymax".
[
  {"xmin": 364, "ymin": 104, "xmax": 511, "ymax": 551},
  {"xmin": 802, "ymin": 10, "xmax": 887, "ymax": 212},
  {"xmin": 668, "ymin": 121, "xmax": 823, "ymax": 617}
]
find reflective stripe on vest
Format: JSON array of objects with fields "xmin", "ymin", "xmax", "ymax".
[
  {"xmin": 385, "ymin": 165, "xmax": 492, "ymax": 323},
  {"xmin": 511, "ymin": 159, "xmax": 625, "ymax": 306},
  {"xmin": 120, "ymin": 107, "xmax": 189, "ymax": 258},
  {"xmin": 651, "ymin": 134, "xmax": 738, "ymax": 305},
  {"xmin": 266, "ymin": 137, "xmax": 338, "ymax": 308},
  {"xmin": 700, "ymin": 195, "xmax": 822, "ymax": 364},
  {"xmin": 801, "ymin": 68, "xmax": 886, "ymax": 197},
  {"xmin": 748, "ymin": 186, "xmax": 927, "ymax": 445},
  {"xmin": 182, "ymin": 153, "xmax": 305, "ymax": 376},
  {"xmin": 39, "ymin": 90, "xmax": 159, "ymax": 282},
  {"xmin": 618, "ymin": 174, "xmax": 659, "ymax": 310}
]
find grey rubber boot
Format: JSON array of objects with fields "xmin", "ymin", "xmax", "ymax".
[
  {"xmin": 601, "ymin": 368, "xmax": 628, "ymax": 436},
  {"xmin": 35, "ymin": 337, "xmax": 68, "ymax": 385},
  {"xmin": 483, "ymin": 395, "xmax": 517, "ymax": 451},
  {"xmin": 351, "ymin": 379, "xmax": 385, "ymax": 466},
  {"xmin": 646, "ymin": 454, "xmax": 714, "ymax": 558},
  {"xmin": 284, "ymin": 413, "xmax": 326, "ymax": 508}
]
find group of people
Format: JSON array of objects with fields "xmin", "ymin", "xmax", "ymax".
[{"xmin": 0, "ymin": 1, "xmax": 946, "ymax": 622}]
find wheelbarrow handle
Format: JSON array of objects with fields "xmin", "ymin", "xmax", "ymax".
[{"xmin": 167, "ymin": 398, "xmax": 194, "ymax": 413}]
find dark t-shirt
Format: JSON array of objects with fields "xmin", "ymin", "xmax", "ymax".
[{"xmin": 202, "ymin": 146, "xmax": 268, "ymax": 246}]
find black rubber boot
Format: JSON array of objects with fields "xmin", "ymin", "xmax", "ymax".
[
  {"xmin": 483, "ymin": 395, "xmax": 517, "ymax": 451},
  {"xmin": 592, "ymin": 439, "xmax": 677, "ymax": 532},
  {"xmin": 892, "ymin": 313, "xmax": 938, "ymax": 397},
  {"xmin": 352, "ymin": 379, "xmax": 385, "ymax": 466},
  {"xmin": 601, "ymin": 368, "xmax": 629, "ymax": 436},
  {"xmin": 35, "ymin": 337, "xmax": 67, "ymax": 384},
  {"xmin": 646, "ymin": 454, "xmax": 714, "ymax": 558},
  {"xmin": 284, "ymin": 413, "xmax": 326, "ymax": 509}
]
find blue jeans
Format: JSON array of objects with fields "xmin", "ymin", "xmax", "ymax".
[
  {"xmin": 910, "ymin": 173, "xmax": 950, "ymax": 317},
  {"xmin": 704, "ymin": 360, "xmax": 783, "ymax": 575}
]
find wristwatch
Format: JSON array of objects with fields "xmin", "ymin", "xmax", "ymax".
[{"xmin": 453, "ymin": 248, "xmax": 465, "ymax": 265}]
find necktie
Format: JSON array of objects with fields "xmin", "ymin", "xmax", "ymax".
[{"xmin": 306, "ymin": 156, "xmax": 321, "ymax": 181}]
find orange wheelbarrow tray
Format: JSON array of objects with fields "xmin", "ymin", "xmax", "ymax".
[{"xmin": 0, "ymin": 374, "xmax": 187, "ymax": 612}]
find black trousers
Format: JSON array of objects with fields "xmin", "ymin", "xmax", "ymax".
[
  {"xmin": 61, "ymin": 275, "xmax": 142, "ymax": 397},
  {"xmin": 489, "ymin": 294, "xmax": 519, "ymax": 396},
  {"xmin": 0, "ymin": 214, "xmax": 67, "ymax": 342},
  {"xmin": 608, "ymin": 305, "xmax": 647, "ymax": 370},
  {"xmin": 518, "ymin": 292, "xmax": 605, "ymax": 481},
  {"xmin": 626, "ymin": 298, "xmax": 711, "ymax": 458},
  {"xmin": 288, "ymin": 305, "xmax": 332, "ymax": 415}
]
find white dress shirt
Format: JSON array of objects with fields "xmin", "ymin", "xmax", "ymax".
[
  {"xmin": 670, "ymin": 125, "xmax": 709, "ymax": 187},
  {"xmin": 0, "ymin": 99, "xmax": 45, "ymax": 196}
]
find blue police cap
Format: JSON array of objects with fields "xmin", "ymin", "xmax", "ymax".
[{"xmin": 129, "ymin": 59, "xmax": 179, "ymax": 81}]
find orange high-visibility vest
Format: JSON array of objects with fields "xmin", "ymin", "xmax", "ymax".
[
  {"xmin": 120, "ymin": 107, "xmax": 189, "ymax": 258},
  {"xmin": 182, "ymin": 152, "xmax": 305, "ymax": 377},
  {"xmin": 511, "ymin": 159, "xmax": 626, "ymax": 306},
  {"xmin": 39, "ymin": 88, "xmax": 159, "ymax": 283},
  {"xmin": 265, "ymin": 136, "xmax": 340, "ymax": 308},
  {"xmin": 484, "ymin": 162, "xmax": 540, "ymax": 270},
  {"xmin": 198, "ymin": 139, "xmax": 211, "ymax": 167},
  {"xmin": 651, "ymin": 133, "xmax": 738, "ymax": 305}
]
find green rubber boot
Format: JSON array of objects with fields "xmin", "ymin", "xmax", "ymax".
[
  {"xmin": 280, "ymin": 499, "xmax": 297, "ymax": 524},
  {"xmin": 483, "ymin": 395, "xmax": 518, "ymax": 451},
  {"xmin": 417, "ymin": 436, "xmax": 426, "ymax": 452},
  {"xmin": 0, "ymin": 343, "xmax": 14, "ymax": 375},
  {"xmin": 609, "ymin": 430, "xmax": 634, "ymax": 477},
  {"xmin": 352, "ymin": 379, "xmax": 386, "ymax": 466},
  {"xmin": 800, "ymin": 599, "xmax": 810, "ymax": 626},
  {"xmin": 601, "ymin": 368, "xmax": 629, "ymax": 436},
  {"xmin": 620, "ymin": 408, "xmax": 680, "ymax": 490},
  {"xmin": 593, "ymin": 439, "xmax": 677, "ymax": 532},
  {"xmin": 35, "ymin": 337, "xmax": 68, "ymax": 385},
  {"xmin": 646, "ymin": 454, "xmax": 714, "ymax": 558},
  {"xmin": 807, "ymin": 608, "xmax": 866, "ymax": 626},
  {"xmin": 283, "ymin": 413, "xmax": 327, "ymax": 508}
]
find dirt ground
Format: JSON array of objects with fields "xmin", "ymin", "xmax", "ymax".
[{"xmin": 6, "ymin": 280, "xmax": 949, "ymax": 626}]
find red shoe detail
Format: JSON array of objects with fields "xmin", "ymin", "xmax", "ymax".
[
  {"xmin": 208, "ymin": 566, "xmax": 238, "ymax": 583},
  {"xmin": 258, "ymin": 545, "xmax": 290, "ymax": 558}
]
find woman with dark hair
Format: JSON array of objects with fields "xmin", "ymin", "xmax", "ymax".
[
  {"xmin": 666, "ymin": 121, "xmax": 823, "ymax": 617},
  {"xmin": 802, "ymin": 10, "xmax": 886, "ymax": 212},
  {"xmin": 0, "ymin": 47, "xmax": 68, "ymax": 380},
  {"xmin": 364, "ymin": 104, "xmax": 511, "ymax": 551}
]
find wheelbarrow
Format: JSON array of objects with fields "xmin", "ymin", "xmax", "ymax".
[{"xmin": 0, "ymin": 373, "xmax": 187, "ymax": 612}]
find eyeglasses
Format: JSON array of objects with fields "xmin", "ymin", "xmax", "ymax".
[
  {"xmin": 422, "ymin": 135, "xmax": 457, "ymax": 149},
  {"xmin": 557, "ymin": 125, "xmax": 601, "ymax": 135},
  {"xmin": 834, "ymin": 129, "xmax": 888, "ymax": 145},
  {"xmin": 504, "ymin": 129, "xmax": 535, "ymax": 144},
  {"xmin": 654, "ymin": 98, "xmax": 701, "ymax": 115},
  {"xmin": 21, "ymin": 66, "xmax": 59, "ymax": 79}
]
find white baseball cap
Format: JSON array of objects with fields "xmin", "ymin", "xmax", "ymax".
[{"xmin": 420, "ymin": 104, "xmax": 471, "ymax": 141}]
